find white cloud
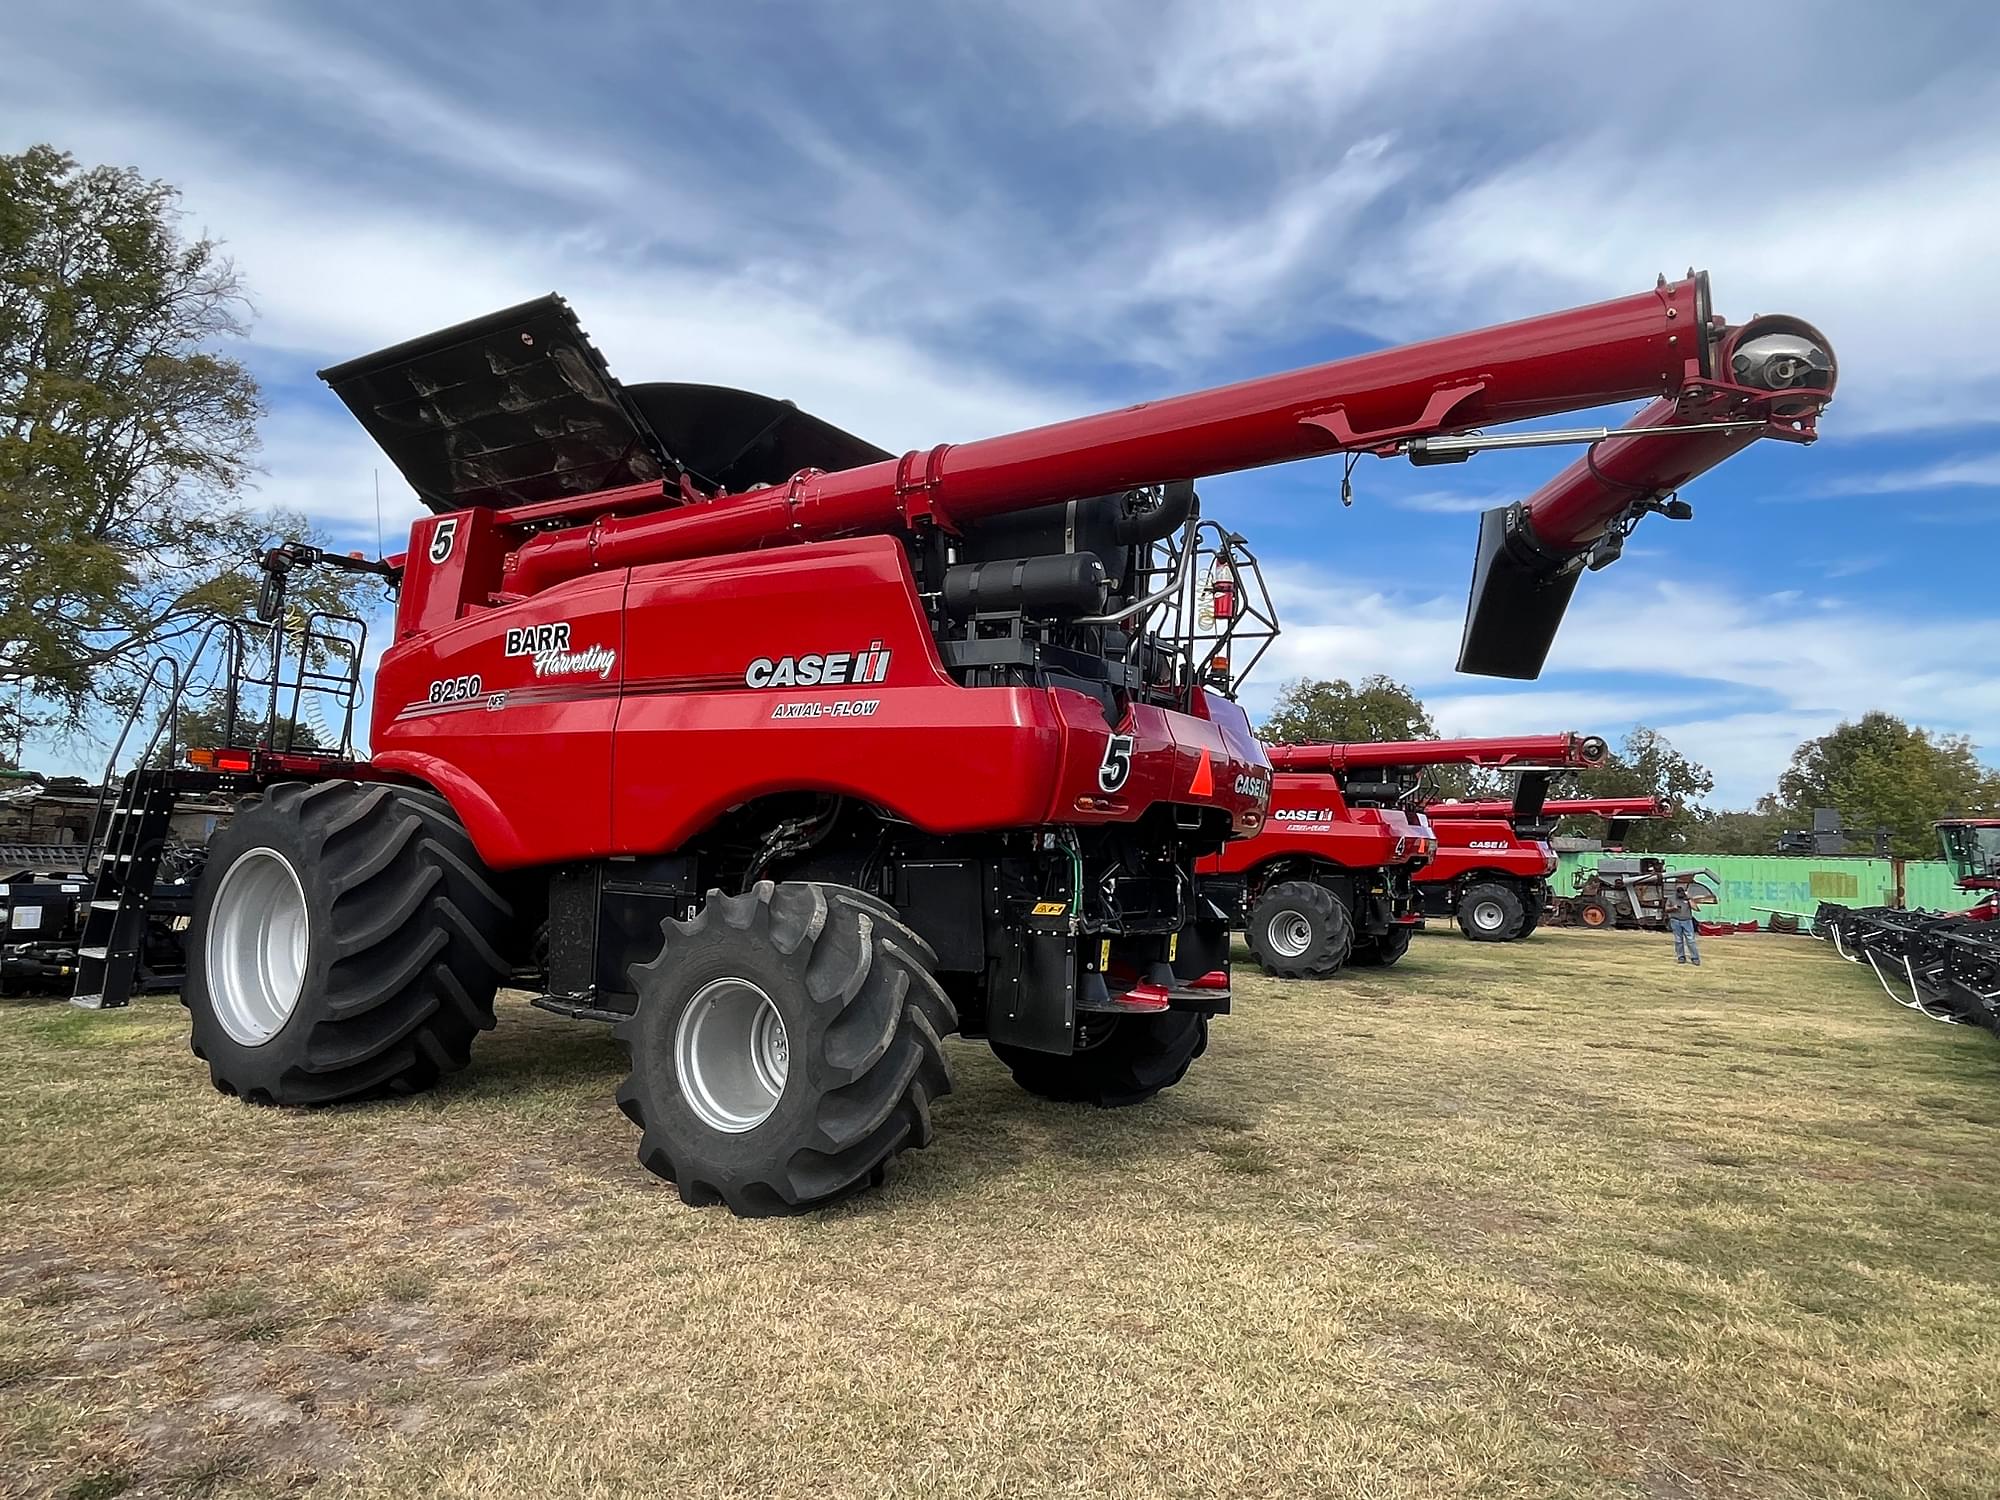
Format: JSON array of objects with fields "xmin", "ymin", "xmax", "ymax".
[{"xmin": 1817, "ymin": 455, "xmax": 2000, "ymax": 495}]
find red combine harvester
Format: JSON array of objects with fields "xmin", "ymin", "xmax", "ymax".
[
  {"xmin": 1429, "ymin": 796, "xmax": 1663, "ymax": 850},
  {"xmin": 70, "ymin": 272, "xmax": 1832, "ymax": 1215},
  {"xmin": 1239, "ymin": 734, "xmax": 1610, "ymax": 947},
  {"xmin": 1937, "ymin": 819, "xmax": 2000, "ymax": 919},
  {"xmin": 1195, "ymin": 750, "xmax": 1436, "ymax": 977}
]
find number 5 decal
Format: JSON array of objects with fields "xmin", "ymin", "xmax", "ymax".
[
  {"xmin": 1098, "ymin": 734, "xmax": 1135, "ymax": 792},
  {"xmin": 428, "ymin": 517, "xmax": 458, "ymax": 564}
]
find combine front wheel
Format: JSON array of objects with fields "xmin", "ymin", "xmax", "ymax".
[
  {"xmin": 1457, "ymin": 882, "xmax": 1525, "ymax": 942},
  {"xmin": 991, "ymin": 1011, "xmax": 1208, "ymax": 1108},
  {"xmin": 616, "ymin": 882, "xmax": 956, "ymax": 1216},
  {"xmin": 1246, "ymin": 880, "xmax": 1354, "ymax": 977},
  {"xmin": 183, "ymin": 782, "xmax": 512, "ymax": 1105}
]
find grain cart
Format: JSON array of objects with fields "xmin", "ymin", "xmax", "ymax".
[{"xmin": 79, "ymin": 273, "xmax": 1833, "ymax": 1215}]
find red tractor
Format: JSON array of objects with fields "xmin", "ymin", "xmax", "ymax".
[
  {"xmin": 1936, "ymin": 818, "xmax": 2000, "ymax": 919},
  {"xmin": 70, "ymin": 273, "xmax": 1833, "ymax": 1214},
  {"xmin": 1195, "ymin": 749, "xmax": 1436, "ymax": 977}
]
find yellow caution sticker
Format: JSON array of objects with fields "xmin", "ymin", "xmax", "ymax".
[
  {"xmin": 1100, "ymin": 939, "xmax": 1112, "ymax": 969},
  {"xmin": 1032, "ymin": 901, "xmax": 1067, "ymax": 916},
  {"xmin": 1169, "ymin": 933, "xmax": 1179, "ymax": 960}
]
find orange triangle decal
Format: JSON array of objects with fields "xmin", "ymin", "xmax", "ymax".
[{"xmin": 1189, "ymin": 748, "xmax": 1214, "ymax": 797}]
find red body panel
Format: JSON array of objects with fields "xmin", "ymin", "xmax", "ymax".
[
  {"xmin": 1431, "ymin": 797, "xmax": 1662, "ymax": 821},
  {"xmin": 373, "ymin": 536, "xmax": 1269, "ymax": 870},
  {"xmin": 1198, "ymin": 773, "xmax": 1433, "ymax": 882},
  {"xmin": 1416, "ymin": 820, "xmax": 1557, "ymax": 887}
]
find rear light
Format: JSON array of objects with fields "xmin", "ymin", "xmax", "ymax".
[
  {"xmin": 1210, "ymin": 578, "xmax": 1237, "ymax": 620},
  {"xmin": 189, "ymin": 747, "xmax": 255, "ymax": 773},
  {"xmin": 1186, "ymin": 969, "xmax": 1230, "ymax": 990}
]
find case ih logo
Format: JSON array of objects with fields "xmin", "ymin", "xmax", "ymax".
[
  {"xmin": 504, "ymin": 621, "xmax": 616, "ymax": 680},
  {"xmin": 1274, "ymin": 807, "xmax": 1338, "ymax": 822},
  {"xmin": 745, "ymin": 643, "xmax": 892, "ymax": 689}
]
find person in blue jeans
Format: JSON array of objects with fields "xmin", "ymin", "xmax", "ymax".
[{"xmin": 1666, "ymin": 882, "xmax": 1701, "ymax": 965}]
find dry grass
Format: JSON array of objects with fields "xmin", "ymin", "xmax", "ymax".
[{"xmin": 3, "ymin": 930, "xmax": 1997, "ymax": 1499}]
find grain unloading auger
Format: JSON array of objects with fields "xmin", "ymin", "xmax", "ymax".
[{"xmin": 92, "ymin": 272, "xmax": 1831, "ymax": 1217}]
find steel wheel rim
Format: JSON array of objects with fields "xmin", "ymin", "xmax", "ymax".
[
  {"xmin": 1471, "ymin": 899, "xmax": 1507, "ymax": 933},
  {"xmin": 205, "ymin": 847, "xmax": 310, "ymax": 1046},
  {"xmin": 675, "ymin": 978, "xmax": 789, "ymax": 1133},
  {"xmin": 1267, "ymin": 910, "xmax": 1313, "ymax": 958}
]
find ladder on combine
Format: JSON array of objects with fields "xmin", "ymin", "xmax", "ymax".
[
  {"xmin": 67, "ymin": 563, "xmax": 377, "ymax": 1011},
  {"xmin": 70, "ymin": 769, "xmax": 185, "ymax": 1010}
]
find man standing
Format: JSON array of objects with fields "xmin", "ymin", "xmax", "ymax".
[{"xmin": 1667, "ymin": 881, "xmax": 1701, "ymax": 966}]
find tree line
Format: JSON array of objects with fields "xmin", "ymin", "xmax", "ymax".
[
  {"xmin": 2, "ymin": 144, "xmax": 364, "ymax": 769},
  {"xmin": 1259, "ymin": 675, "xmax": 2000, "ymax": 858}
]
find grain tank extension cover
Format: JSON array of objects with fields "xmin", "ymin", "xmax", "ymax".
[{"xmin": 318, "ymin": 294, "xmax": 890, "ymax": 514}]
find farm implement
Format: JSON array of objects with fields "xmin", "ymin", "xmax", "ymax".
[
  {"xmin": 1815, "ymin": 819, "xmax": 2000, "ymax": 1038},
  {"xmin": 72, "ymin": 271, "xmax": 1832, "ymax": 1213}
]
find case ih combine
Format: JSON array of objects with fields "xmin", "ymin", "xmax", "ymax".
[
  {"xmin": 1426, "ymin": 795, "xmax": 1663, "ymax": 851},
  {"xmin": 71, "ymin": 272, "xmax": 1833, "ymax": 1214},
  {"xmin": 1195, "ymin": 746, "xmax": 1436, "ymax": 977}
]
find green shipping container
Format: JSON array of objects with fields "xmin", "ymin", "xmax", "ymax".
[{"xmin": 1552, "ymin": 852, "xmax": 1973, "ymax": 926}]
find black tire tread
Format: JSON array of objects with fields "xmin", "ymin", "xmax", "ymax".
[
  {"xmin": 615, "ymin": 881, "xmax": 956, "ymax": 1217},
  {"xmin": 1246, "ymin": 879, "xmax": 1355, "ymax": 978},
  {"xmin": 184, "ymin": 780, "xmax": 511, "ymax": 1104},
  {"xmin": 993, "ymin": 1011, "xmax": 1209, "ymax": 1109},
  {"xmin": 1458, "ymin": 880, "xmax": 1527, "ymax": 942}
]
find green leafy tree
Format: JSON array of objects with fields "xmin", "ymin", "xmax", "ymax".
[
  {"xmin": 1259, "ymin": 674, "xmax": 1435, "ymax": 745},
  {"xmin": 0, "ymin": 145, "xmax": 360, "ymax": 754},
  {"xmin": 1690, "ymin": 797, "xmax": 1790, "ymax": 855},
  {"xmin": 1566, "ymin": 727, "xmax": 1714, "ymax": 851},
  {"xmin": 1257, "ymin": 675, "xmax": 1506, "ymax": 799},
  {"xmin": 1775, "ymin": 712, "xmax": 2000, "ymax": 857}
]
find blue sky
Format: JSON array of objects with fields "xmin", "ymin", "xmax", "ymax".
[{"xmin": 5, "ymin": 2, "xmax": 1997, "ymax": 806}]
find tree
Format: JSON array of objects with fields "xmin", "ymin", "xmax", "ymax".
[
  {"xmin": 1775, "ymin": 712, "xmax": 2000, "ymax": 857},
  {"xmin": 1690, "ymin": 797, "xmax": 1789, "ymax": 855},
  {"xmin": 0, "ymin": 145, "xmax": 358, "ymax": 754},
  {"xmin": 1258, "ymin": 674, "xmax": 1435, "ymax": 745},
  {"xmin": 1566, "ymin": 727, "xmax": 1714, "ymax": 851}
]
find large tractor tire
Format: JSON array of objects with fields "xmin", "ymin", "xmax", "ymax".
[
  {"xmin": 184, "ymin": 781, "xmax": 512, "ymax": 1105},
  {"xmin": 1245, "ymin": 880, "xmax": 1354, "ymax": 977},
  {"xmin": 1457, "ymin": 882, "xmax": 1525, "ymax": 942},
  {"xmin": 1348, "ymin": 926, "xmax": 1414, "ymax": 967},
  {"xmin": 1516, "ymin": 898, "xmax": 1546, "ymax": 938},
  {"xmin": 615, "ymin": 881, "xmax": 956, "ymax": 1217},
  {"xmin": 991, "ymin": 1010, "xmax": 1209, "ymax": 1108}
]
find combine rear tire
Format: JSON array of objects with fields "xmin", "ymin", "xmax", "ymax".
[
  {"xmin": 615, "ymin": 881, "xmax": 956, "ymax": 1216},
  {"xmin": 1457, "ymin": 882, "xmax": 1525, "ymax": 942},
  {"xmin": 1516, "ymin": 899, "xmax": 1545, "ymax": 938},
  {"xmin": 1246, "ymin": 880, "xmax": 1354, "ymax": 977},
  {"xmin": 991, "ymin": 1011, "xmax": 1208, "ymax": 1108},
  {"xmin": 184, "ymin": 781, "xmax": 512, "ymax": 1105},
  {"xmin": 1348, "ymin": 927, "xmax": 1413, "ymax": 967}
]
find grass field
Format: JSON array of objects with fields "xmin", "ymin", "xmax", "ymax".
[{"xmin": 4, "ymin": 928, "xmax": 1998, "ymax": 1499}]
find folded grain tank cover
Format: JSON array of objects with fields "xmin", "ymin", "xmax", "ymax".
[{"xmin": 318, "ymin": 294, "xmax": 890, "ymax": 514}]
